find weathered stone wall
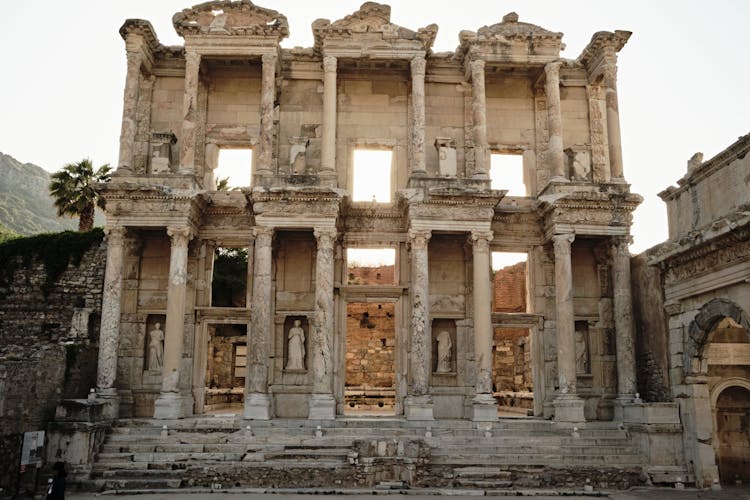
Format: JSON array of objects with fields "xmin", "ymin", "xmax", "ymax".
[
  {"xmin": 347, "ymin": 264, "xmax": 395, "ymax": 286},
  {"xmin": 0, "ymin": 237, "xmax": 105, "ymax": 491},
  {"xmin": 345, "ymin": 302, "xmax": 395, "ymax": 389},
  {"xmin": 630, "ymin": 252, "xmax": 671, "ymax": 402},
  {"xmin": 493, "ymin": 262, "xmax": 526, "ymax": 312},
  {"xmin": 492, "ymin": 327, "xmax": 532, "ymax": 392}
]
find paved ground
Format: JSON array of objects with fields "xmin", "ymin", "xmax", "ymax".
[{"xmin": 66, "ymin": 485, "xmax": 750, "ymax": 500}]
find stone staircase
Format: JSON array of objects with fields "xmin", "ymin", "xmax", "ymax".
[{"xmin": 81, "ymin": 416, "xmax": 671, "ymax": 492}]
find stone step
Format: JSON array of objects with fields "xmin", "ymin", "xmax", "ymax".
[
  {"xmin": 430, "ymin": 445, "xmax": 637, "ymax": 455},
  {"xmin": 429, "ymin": 453, "xmax": 643, "ymax": 465},
  {"xmin": 454, "ymin": 466, "xmax": 512, "ymax": 478},
  {"xmin": 102, "ymin": 478, "xmax": 182, "ymax": 490},
  {"xmin": 456, "ymin": 479, "xmax": 513, "ymax": 488}
]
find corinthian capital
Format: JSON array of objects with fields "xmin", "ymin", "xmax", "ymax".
[
  {"xmin": 469, "ymin": 58, "xmax": 485, "ymax": 78},
  {"xmin": 411, "ymin": 55, "xmax": 426, "ymax": 76},
  {"xmin": 470, "ymin": 230, "xmax": 494, "ymax": 250},
  {"xmin": 323, "ymin": 55, "xmax": 337, "ymax": 73},
  {"xmin": 408, "ymin": 229, "xmax": 431, "ymax": 250},
  {"xmin": 261, "ymin": 53, "xmax": 277, "ymax": 67},
  {"xmin": 253, "ymin": 226, "xmax": 274, "ymax": 246},
  {"xmin": 314, "ymin": 227, "xmax": 337, "ymax": 248},
  {"xmin": 552, "ymin": 233, "xmax": 575, "ymax": 256},
  {"xmin": 167, "ymin": 225, "xmax": 194, "ymax": 247},
  {"xmin": 104, "ymin": 226, "xmax": 127, "ymax": 246},
  {"xmin": 545, "ymin": 60, "xmax": 563, "ymax": 79}
]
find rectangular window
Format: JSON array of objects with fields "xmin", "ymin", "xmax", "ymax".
[
  {"xmin": 352, "ymin": 149, "xmax": 392, "ymax": 203},
  {"xmin": 211, "ymin": 247, "xmax": 248, "ymax": 307},
  {"xmin": 216, "ymin": 148, "xmax": 253, "ymax": 189},
  {"xmin": 490, "ymin": 153, "xmax": 525, "ymax": 196},
  {"xmin": 491, "ymin": 252, "xmax": 528, "ymax": 313},
  {"xmin": 346, "ymin": 248, "xmax": 396, "ymax": 285}
]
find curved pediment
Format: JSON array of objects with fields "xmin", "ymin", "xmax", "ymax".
[
  {"xmin": 313, "ymin": 2, "xmax": 437, "ymax": 57},
  {"xmin": 173, "ymin": 0, "xmax": 288, "ymax": 39}
]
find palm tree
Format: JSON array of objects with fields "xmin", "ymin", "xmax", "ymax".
[{"xmin": 49, "ymin": 159, "xmax": 111, "ymax": 232}]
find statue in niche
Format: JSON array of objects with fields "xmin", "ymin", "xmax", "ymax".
[
  {"xmin": 575, "ymin": 329, "xmax": 589, "ymax": 374},
  {"xmin": 285, "ymin": 320, "xmax": 306, "ymax": 370},
  {"xmin": 436, "ymin": 330, "xmax": 453, "ymax": 373},
  {"xmin": 148, "ymin": 322, "xmax": 164, "ymax": 371}
]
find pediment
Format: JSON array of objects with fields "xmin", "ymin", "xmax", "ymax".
[
  {"xmin": 313, "ymin": 2, "xmax": 437, "ymax": 56},
  {"xmin": 173, "ymin": 0, "xmax": 289, "ymax": 39}
]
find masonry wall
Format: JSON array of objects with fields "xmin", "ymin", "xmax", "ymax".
[{"xmin": 0, "ymin": 237, "xmax": 106, "ymax": 491}]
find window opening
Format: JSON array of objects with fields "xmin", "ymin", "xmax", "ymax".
[
  {"xmin": 352, "ymin": 149, "xmax": 392, "ymax": 202},
  {"xmin": 211, "ymin": 247, "xmax": 248, "ymax": 307},
  {"xmin": 216, "ymin": 148, "xmax": 252, "ymax": 189},
  {"xmin": 490, "ymin": 153, "xmax": 525, "ymax": 196},
  {"xmin": 346, "ymin": 248, "xmax": 396, "ymax": 285}
]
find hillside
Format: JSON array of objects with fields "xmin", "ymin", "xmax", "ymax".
[{"xmin": 0, "ymin": 153, "xmax": 104, "ymax": 235}]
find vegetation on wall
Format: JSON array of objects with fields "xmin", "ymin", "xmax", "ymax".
[
  {"xmin": 0, "ymin": 228, "xmax": 104, "ymax": 296},
  {"xmin": 211, "ymin": 247, "xmax": 248, "ymax": 307}
]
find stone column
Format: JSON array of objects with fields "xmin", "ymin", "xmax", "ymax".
[
  {"xmin": 178, "ymin": 50, "xmax": 201, "ymax": 175},
  {"xmin": 95, "ymin": 226, "xmax": 127, "ymax": 418},
  {"xmin": 410, "ymin": 55, "xmax": 427, "ymax": 176},
  {"xmin": 545, "ymin": 61, "xmax": 567, "ymax": 181},
  {"xmin": 154, "ymin": 226, "xmax": 194, "ymax": 418},
  {"xmin": 256, "ymin": 53, "xmax": 276, "ymax": 178},
  {"xmin": 612, "ymin": 236, "xmax": 637, "ymax": 417},
  {"xmin": 244, "ymin": 226, "xmax": 273, "ymax": 419},
  {"xmin": 117, "ymin": 49, "xmax": 142, "ymax": 172},
  {"xmin": 470, "ymin": 59, "xmax": 489, "ymax": 178},
  {"xmin": 321, "ymin": 55, "xmax": 337, "ymax": 180},
  {"xmin": 552, "ymin": 233, "xmax": 584, "ymax": 422},
  {"xmin": 586, "ymin": 84, "xmax": 610, "ymax": 183},
  {"xmin": 309, "ymin": 228, "xmax": 337, "ymax": 420},
  {"xmin": 471, "ymin": 231, "xmax": 497, "ymax": 421},
  {"xmin": 603, "ymin": 64, "xmax": 624, "ymax": 181},
  {"xmin": 405, "ymin": 229, "xmax": 434, "ymax": 420}
]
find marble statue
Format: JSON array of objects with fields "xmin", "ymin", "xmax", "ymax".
[
  {"xmin": 148, "ymin": 322, "xmax": 164, "ymax": 371},
  {"xmin": 436, "ymin": 330, "xmax": 452, "ymax": 373},
  {"xmin": 286, "ymin": 319, "xmax": 306, "ymax": 370}
]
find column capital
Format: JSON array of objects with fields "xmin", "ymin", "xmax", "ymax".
[
  {"xmin": 323, "ymin": 55, "xmax": 337, "ymax": 73},
  {"xmin": 408, "ymin": 229, "xmax": 432, "ymax": 249},
  {"xmin": 469, "ymin": 58, "xmax": 486, "ymax": 75},
  {"xmin": 552, "ymin": 233, "xmax": 575, "ymax": 251},
  {"xmin": 184, "ymin": 49, "xmax": 201, "ymax": 66},
  {"xmin": 545, "ymin": 60, "xmax": 563, "ymax": 78},
  {"xmin": 166, "ymin": 226, "xmax": 194, "ymax": 247},
  {"xmin": 470, "ymin": 230, "xmax": 494, "ymax": 249},
  {"xmin": 261, "ymin": 52, "xmax": 277, "ymax": 66},
  {"xmin": 601, "ymin": 63, "xmax": 618, "ymax": 89},
  {"xmin": 410, "ymin": 55, "xmax": 426, "ymax": 76},
  {"xmin": 253, "ymin": 226, "xmax": 274, "ymax": 243},
  {"xmin": 611, "ymin": 235, "xmax": 632, "ymax": 254},
  {"xmin": 104, "ymin": 225, "xmax": 127, "ymax": 244},
  {"xmin": 313, "ymin": 227, "xmax": 337, "ymax": 247}
]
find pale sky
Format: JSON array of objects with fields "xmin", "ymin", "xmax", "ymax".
[{"xmin": 1, "ymin": 1, "xmax": 748, "ymax": 253}]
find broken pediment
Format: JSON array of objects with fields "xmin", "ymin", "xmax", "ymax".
[
  {"xmin": 458, "ymin": 12, "xmax": 564, "ymax": 65},
  {"xmin": 173, "ymin": 0, "xmax": 289, "ymax": 39},
  {"xmin": 313, "ymin": 2, "xmax": 437, "ymax": 57}
]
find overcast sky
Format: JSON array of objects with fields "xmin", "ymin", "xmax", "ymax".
[{"xmin": 1, "ymin": 1, "xmax": 747, "ymax": 253}]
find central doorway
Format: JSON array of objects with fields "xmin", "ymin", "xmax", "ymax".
[{"xmin": 344, "ymin": 301, "xmax": 396, "ymax": 415}]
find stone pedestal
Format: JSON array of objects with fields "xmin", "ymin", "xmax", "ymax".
[
  {"xmin": 94, "ymin": 387, "xmax": 119, "ymax": 421},
  {"xmin": 153, "ymin": 392, "xmax": 186, "ymax": 419},
  {"xmin": 405, "ymin": 395, "xmax": 435, "ymax": 421},
  {"xmin": 553, "ymin": 394, "xmax": 586, "ymax": 422},
  {"xmin": 472, "ymin": 394, "xmax": 499, "ymax": 422},
  {"xmin": 308, "ymin": 394, "xmax": 336, "ymax": 420},
  {"xmin": 244, "ymin": 392, "xmax": 271, "ymax": 420}
]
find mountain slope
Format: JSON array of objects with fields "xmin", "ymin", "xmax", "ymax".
[{"xmin": 0, "ymin": 153, "xmax": 78, "ymax": 235}]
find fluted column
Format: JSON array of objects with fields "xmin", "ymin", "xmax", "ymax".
[
  {"xmin": 256, "ymin": 53, "xmax": 276, "ymax": 178},
  {"xmin": 179, "ymin": 50, "xmax": 201, "ymax": 175},
  {"xmin": 470, "ymin": 59, "xmax": 489, "ymax": 178},
  {"xmin": 321, "ymin": 55, "xmax": 337, "ymax": 180},
  {"xmin": 471, "ymin": 230, "xmax": 497, "ymax": 421},
  {"xmin": 603, "ymin": 64, "xmax": 625, "ymax": 181},
  {"xmin": 154, "ymin": 226, "xmax": 194, "ymax": 419},
  {"xmin": 552, "ymin": 233, "xmax": 584, "ymax": 422},
  {"xmin": 117, "ymin": 49, "xmax": 142, "ymax": 172},
  {"xmin": 405, "ymin": 229, "xmax": 433, "ymax": 420},
  {"xmin": 244, "ymin": 226, "xmax": 273, "ymax": 419},
  {"xmin": 545, "ymin": 61, "xmax": 566, "ymax": 181},
  {"xmin": 96, "ymin": 226, "xmax": 127, "ymax": 418},
  {"xmin": 410, "ymin": 55, "xmax": 427, "ymax": 176},
  {"xmin": 612, "ymin": 236, "xmax": 637, "ymax": 416},
  {"xmin": 309, "ymin": 228, "xmax": 337, "ymax": 420}
]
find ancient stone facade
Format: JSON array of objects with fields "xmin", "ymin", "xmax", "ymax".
[
  {"xmin": 96, "ymin": 0, "xmax": 644, "ymax": 426},
  {"xmin": 634, "ymin": 133, "xmax": 750, "ymax": 487}
]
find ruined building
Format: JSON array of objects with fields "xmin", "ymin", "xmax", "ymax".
[{"xmin": 31, "ymin": 0, "xmax": 737, "ymax": 490}]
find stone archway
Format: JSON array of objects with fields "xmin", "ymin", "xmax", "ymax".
[
  {"xmin": 712, "ymin": 381, "xmax": 750, "ymax": 484},
  {"xmin": 685, "ymin": 298, "xmax": 750, "ymax": 376}
]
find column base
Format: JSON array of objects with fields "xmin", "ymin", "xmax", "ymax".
[
  {"xmin": 308, "ymin": 394, "xmax": 336, "ymax": 420},
  {"xmin": 94, "ymin": 388, "xmax": 120, "ymax": 420},
  {"xmin": 613, "ymin": 394, "xmax": 635, "ymax": 421},
  {"xmin": 153, "ymin": 392, "xmax": 186, "ymax": 419},
  {"xmin": 471, "ymin": 394, "xmax": 498, "ymax": 422},
  {"xmin": 405, "ymin": 395, "xmax": 434, "ymax": 421},
  {"xmin": 553, "ymin": 394, "xmax": 585, "ymax": 422},
  {"xmin": 243, "ymin": 392, "xmax": 271, "ymax": 420}
]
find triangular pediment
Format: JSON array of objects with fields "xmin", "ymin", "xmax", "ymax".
[
  {"xmin": 173, "ymin": 0, "xmax": 288, "ymax": 39},
  {"xmin": 313, "ymin": 2, "xmax": 436, "ymax": 57}
]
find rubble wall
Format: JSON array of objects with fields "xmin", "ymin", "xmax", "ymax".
[{"xmin": 0, "ymin": 232, "xmax": 106, "ymax": 490}]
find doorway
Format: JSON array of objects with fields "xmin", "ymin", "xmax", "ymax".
[
  {"xmin": 203, "ymin": 323, "xmax": 247, "ymax": 413},
  {"xmin": 344, "ymin": 301, "xmax": 396, "ymax": 415},
  {"xmin": 715, "ymin": 385, "xmax": 750, "ymax": 484}
]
